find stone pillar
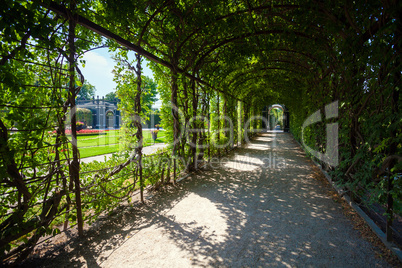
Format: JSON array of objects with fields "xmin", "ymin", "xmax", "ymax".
[
  {"xmin": 96, "ymin": 95, "xmax": 100, "ymax": 129},
  {"xmin": 92, "ymin": 109, "xmax": 97, "ymax": 129},
  {"xmin": 101, "ymin": 97, "xmax": 106, "ymax": 129},
  {"xmin": 114, "ymin": 109, "xmax": 119, "ymax": 129},
  {"xmin": 118, "ymin": 110, "xmax": 121, "ymax": 128}
]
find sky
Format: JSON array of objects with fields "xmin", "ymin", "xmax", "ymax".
[{"xmin": 79, "ymin": 47, "xmax": 162, "ymax": 108}]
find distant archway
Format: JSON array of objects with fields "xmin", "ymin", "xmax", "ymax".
[
  {"xmin": 106, "ymin": 110, "xmax": 114, "ymax": 128},
  {"xmin": 262, "ymin": 104, "xmax": 290, "ymax": 132}
]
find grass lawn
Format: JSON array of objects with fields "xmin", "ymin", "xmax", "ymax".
[
  {"xmin": 76, "ymin": 130, "xmax": 167, "ymax": 158},
  {"xmin": 79, "ymin": 144, "xmax": 121, "ymax": 158}
]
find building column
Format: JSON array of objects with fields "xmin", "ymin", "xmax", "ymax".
[
  {"xmin": 100, "ymin": 97, "xmax": 105, "ymax": 129},
  {"xmin": 114, "ymin": 109, "xmax": 119, "ymax": 128},
  {"xmin": 96, "ymin": 96, "xmax": 100, "ymax": 129},
  {"xmin": 101, "ymin": 107, "xmax": 106, "ymax": 129}
]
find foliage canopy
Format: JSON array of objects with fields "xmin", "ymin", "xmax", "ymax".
[{"xmin": 0, "ymin": 0, "xmax": 401, "ymax": 264}]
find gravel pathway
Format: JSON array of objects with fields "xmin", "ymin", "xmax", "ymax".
[{"xmin": 28, "ymin": 132, "xmax": 390, "ymax": 267}]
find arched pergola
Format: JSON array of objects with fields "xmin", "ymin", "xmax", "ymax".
[{"xmin": 1, "ymin": 2, "xmax": 400, "ymax": 262}]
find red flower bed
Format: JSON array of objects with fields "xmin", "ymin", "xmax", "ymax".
[
  {"xmin": 52, "ymin": 129, "xmax": 105, "ymax": 135},
  {"xmin": 75, "ymin": 129, "xmax": 105, "ymax": 135}
]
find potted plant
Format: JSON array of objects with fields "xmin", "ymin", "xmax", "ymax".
[
  {"xmin": 150, "ymin": 129, "xmax": 159, "ymax": 143},
  {"xmin": 155, "ymin": 124, "xmax": 160, "ymax": 130},
  {"xmin": 76, "ymin": 121, "xmax": 85, "ymax": 131}
]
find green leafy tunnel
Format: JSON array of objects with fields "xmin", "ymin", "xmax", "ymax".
[{"xmin": 0, "ymin": 0, "xmax": 401, "ymax": 264}]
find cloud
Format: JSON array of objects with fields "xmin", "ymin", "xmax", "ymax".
[
  {"xmin": 79, "ymin": 50, "xmax": 116, "ymax": 96},
  {"xmin": 80, "ymin": 51, "xmax": 114, "ymax": 80}
]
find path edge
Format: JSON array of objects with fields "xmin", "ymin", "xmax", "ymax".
[{"xmin": 292, "ymin": 134, "xmax": 402, "ymax": 263}]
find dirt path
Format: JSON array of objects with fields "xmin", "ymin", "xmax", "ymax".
[{"xmin": 27, "ymin": 132, "xmax": 390, "ymax": 267}]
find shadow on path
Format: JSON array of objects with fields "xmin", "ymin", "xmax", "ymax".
[{"xmin": 23, "ymin": 133, "xmax": 389, "ymax": 267}]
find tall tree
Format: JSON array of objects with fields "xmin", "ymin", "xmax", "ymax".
[
  {"xmin": 112, "ymin": 50, "xmax": 158, "ymax": 150},
  {"xmin": 141, "ymin": 76, "xmax": 158, "ymax": 111},
  {"xmin": 105, "ymin": 91, "xmax": 118, "ymax": 102},
  {"xmin": 112, "ymin": 52, "xmax": 158, "ymax": 113},
  {"xmin": 76, "ymin": 80, "xmax": 96, "ymax": 100}
]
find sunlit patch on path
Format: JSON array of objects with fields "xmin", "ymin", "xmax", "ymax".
[{"xmin": 37, "ymin": 133, "xmax": 390, "ymax": 267}]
